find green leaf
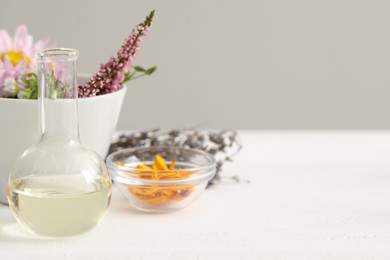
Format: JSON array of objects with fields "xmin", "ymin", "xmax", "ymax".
[
  {"xmin": 133, "ymin": 66, "xmax": 145, "ymax": 72},
  {"xmin": 30, "ymin": 87, "xmax": 38, "ymax": 99},
  {"xmin": 20, "ymin": 78, "xmax": 31, "ymax": 86},
  {"xmin": 123, "ymin": 71, "xmax": 135, "ymax": 83},
  {"xmin": 23, "ymin": 88, "xmax": 32, "ymax": 99},
  {"xmin": 145, "ymin": 66, "xmax": 157, "ymax": 75}
]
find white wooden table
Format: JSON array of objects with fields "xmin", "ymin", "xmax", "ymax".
[{"xmin": 1, "ymin": 131, "xmax": 390, "ymax": 259}]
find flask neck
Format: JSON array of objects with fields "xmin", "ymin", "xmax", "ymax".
[
  {"xmin": 37, "ymin": 48, "xmax": 80, "ymax": 144},
  {"xmin": 40, "ymin": 97, "xmax": 80, "ymax": 144}
]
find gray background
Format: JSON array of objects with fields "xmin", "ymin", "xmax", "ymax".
[{"xmin": 1, "ymin": 0, "xmax": 390, "ymax": 130}]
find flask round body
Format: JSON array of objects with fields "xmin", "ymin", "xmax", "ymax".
[
  {"xmin": 8, "ymin": 143, "xmax": 111, "ymax": 237},
  {"xmin": 7, "ymin": 48, "xmax": 111, "ymax": 236}
]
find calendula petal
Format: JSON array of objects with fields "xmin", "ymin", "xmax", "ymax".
[
  {"xmin": 145, "ymin": 196, "xmax": 169, "ymax": 204},
  {"xmin": 155, "ymin": 154, "xmax": 169, "ymax": 170},
  {"xmin": 115, "ymin": 161, "xmax": 125, "ymax": 167},
  {"xmin": 152, "ymin": 163, "xmax": 159, "ymax": 170},
  {"xmin": 131, "ymin": 155, "xmax": 195, "ymax": 204},
  {"xmin": 136, "ymin": 164, "xmax": 153, "ymax": 171},
  {"xmin": 152, "ymin": 171, "xmax": 159, "ymax": 180},
  {"xmin": 169, "ymin": 160, "xmax": 175, "ymax": 170}
]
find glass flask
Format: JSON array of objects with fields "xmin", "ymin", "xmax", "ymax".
[{"xmin": 7, "ymin": 48, "xmax": 112, "ymax": 237}]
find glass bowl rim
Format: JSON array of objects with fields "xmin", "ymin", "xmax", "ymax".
[{"xmin": 106, "ymin": 146, "xmax": 217, "ymax": 185}]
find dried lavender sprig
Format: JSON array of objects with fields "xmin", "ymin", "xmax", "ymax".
[
  {"xmin": 109, "ymin": 129, "xmax": 243, "ymax": 186},
  {"xmin": 78, "ymin": 10, "xmax": 155, "ymax": 97}
]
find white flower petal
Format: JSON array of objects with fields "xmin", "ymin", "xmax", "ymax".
[
  {"xmin": 0, "ymin": 29, "xmax": 12, "ymax": 53},
  {"xmin": 14, "ymin": 59, "xmax": 26, "ymax": 70},
  {"xmin": 23, "ymin": 35, "xmax": 33, "ymax": 56},
  {"xmin": 2, "ymin": 57, "xmax": 19, "ymax": 77},
  {"xmin": 0, "ymin": 69, "xmax": 7, "ymax": 92},
  {"xmin": 3, "ymin": 57, "xmax": 13, "ymax": 69},
  {"xmin": 13, "ymin": 24, "xmax": 28, "ymax": 52},
  {"xmin": 3, "ymin": 77, "xmax": 19, "ymax": 97},
  {"xmin": 33, "ymin": 37, "xmax": 50, "ymax": 52}
]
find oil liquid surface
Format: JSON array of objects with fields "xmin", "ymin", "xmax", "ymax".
[{"xmin": 8, "ymin": 175, "xmax": 111, "ymax": 237}]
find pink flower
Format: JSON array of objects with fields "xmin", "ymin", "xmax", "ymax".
[{"xmin": 0, "ymin": 24, "xmax": 50, "ymax": 93}]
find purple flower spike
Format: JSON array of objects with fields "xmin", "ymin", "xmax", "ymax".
[{"xmin": 78, "ymin": 10, "xmax": 155, "ymax": 98}]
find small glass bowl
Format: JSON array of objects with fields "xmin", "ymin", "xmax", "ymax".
[{"xmin": 106, "ymin": 146, "xmax": 216, "ymax": 212}]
